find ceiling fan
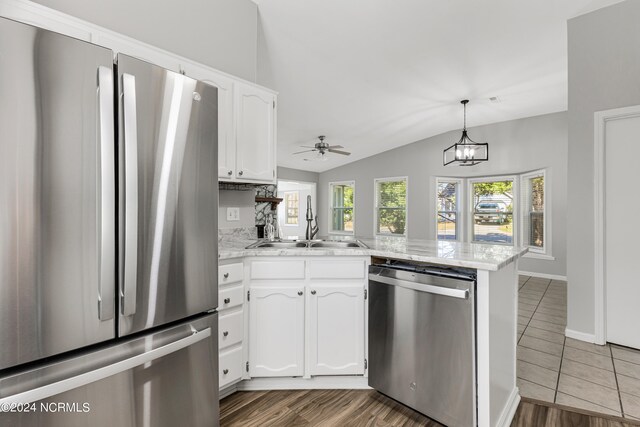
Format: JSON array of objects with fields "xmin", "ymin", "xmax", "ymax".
[{"xmin": 293, "ymin": 136, "xmax": 351, "ymax": 161}]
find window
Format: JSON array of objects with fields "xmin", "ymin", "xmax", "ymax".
[
  {"xmin": 375, "ymin": 177, "xmax": 407, "ymax": 236},
  {"xmin": 329, "ymin": 181, "xmax": 355, "ymax": 234},
  {"xmin": 436, "ymin": 179, "xmax": 461, "ymax": 240},
  {"xmin": 470, "ymin": 177, "xmax": 515, "ymax": 245},
  {"xmin": 521, "ymin": 170, "xmax": 546, "ymax": 253},
  {"xmin": 284, "ymin": 191, "xmax": 299, "ymax": 225}
]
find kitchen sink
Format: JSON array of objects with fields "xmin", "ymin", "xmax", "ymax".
[
  {"xmin": 245, "ymin": 241, "xmax": 309, "ymax": 249},
  {"xmin": 308, "ymin": 241, "xmax": 367, "ymax": 248},
  {"xmin": 245, "ymin": 240, "xmax": 368, "ymax": 249}
]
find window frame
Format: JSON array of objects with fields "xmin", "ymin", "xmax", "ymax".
[
  {"xmin": 283, "ymin": 191, "xmax": 299, "ymax": 226},
  {"xmin": 374, "ymin": 176, "xmax": 409, "ymax": 237},
  {"xmin": 435, "ymin": 177, "xmax": 463, "ymax": 242},
  {"xmin": 328, "ymin": 180, "xmax": 356, "ymax": 235},
  {"xmin": 467, "ymin": 175, "xmax": 518, "ymax": 246},
  {"xmin": 520, "ymin": 169, "xmax": 553, "ymax": 259}
]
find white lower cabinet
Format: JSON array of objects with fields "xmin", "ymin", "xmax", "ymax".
[
  {"xmin": 308, "ymin": 284, "xmax": 365, "ymax": 376},
  {"xmin": 246, "ymin": 257, "xmax": 369, "ymax": 379},
  {"xmin": 249, "ymin": 286, "xmax": 305, "ymax": 377}
]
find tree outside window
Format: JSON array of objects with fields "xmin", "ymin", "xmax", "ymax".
[
  {"xmin": 376, "ymin": 178, "xmax": 407, "ymax": 236},
  {"xmin": 330, "ymin": 182, "xmax": 354, "ymax": 234}
]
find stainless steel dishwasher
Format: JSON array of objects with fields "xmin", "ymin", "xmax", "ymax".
[{"xmin": 368, "ymin": 261, "xmax": 476, "ymax": 427}]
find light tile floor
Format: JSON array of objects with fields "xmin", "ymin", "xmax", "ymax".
[{"xmin": 517, "ymin": 275, "xmax": 640, "ymax": 421}]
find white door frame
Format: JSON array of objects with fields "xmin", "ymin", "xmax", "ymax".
[{"xmin": 593, "ymin": 105, "xmax": 640, "ymax": 345}]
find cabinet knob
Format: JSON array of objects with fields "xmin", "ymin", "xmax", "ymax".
[
  {"xmin": 224, "ymin": 298, "xmax": 231, "ymax": 304},
  {"xmin": 227, "ymin": 170, "xmax": 232, "ymax": 175},
  {"xmin": 297, "ymin": 291, "xmax": 303, "ymax": 296},
  {"xmin": 311, "ymin": 290, "xmax": 316, "ymax": 295},
  {"xmin": 223, "ymin": 273, "xmax": 229, "ymax": 279},
  {"xmin": 223, "ymin": 369, "xmax": 229, "ymax": 375},
  {"xmin": 223, "ymin": 331, "xmax": 229, "ymax": 337},
  {"xmin": 238, "ymin": 170, "xmax": 243, "ymax": 176}
]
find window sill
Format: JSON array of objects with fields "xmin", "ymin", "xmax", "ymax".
[
  {"xmin": 523, "ymin": 252, "xmax": 555, "ymax": 261},
  {"xmin": 328, "ymin": 231, "xmax": 355, "ymax": 236}
]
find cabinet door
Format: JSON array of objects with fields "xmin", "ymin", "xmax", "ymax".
[
  {"xmin": 249, "ymin": 286, "xmax": 304, "ymax": 377},
  {"xmin": 308, "ymin": 284, "xmax": 365, "ymax": 376},
  {"xmin": 198, "ymin": 74, "xmax": 235, "ymax": 180},
  {"xmin": 235, "ymin": 84, "xmax": 276, "ymax": 182}
]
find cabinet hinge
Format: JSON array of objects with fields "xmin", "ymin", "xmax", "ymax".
[
  {"xmin": 273, "ymin": 100, "xmax": 276, "ymax": 109},
  {"xmin": 364, "ymin": 358, "xmax": 368, "ymax": 369},
  {"xmin": 247, "ymin": 290, "xmax": 250, "ymax": 301},
  {"xmin": 246, "ymin": 361, "xmax": 249, "ymax": 372},
  {"xmin": 364, "ymin": 289, "xmax": 367, "ymax": 300}
]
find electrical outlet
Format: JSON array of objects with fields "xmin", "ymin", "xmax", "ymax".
[{"xmin": 226, "ymin": 207, "xmax": 240, "ymax": 221}]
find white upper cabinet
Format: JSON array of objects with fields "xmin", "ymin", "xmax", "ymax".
[
  {"xmin": 234, "ymin": 83, "xmax": 276, "ymax": 183},
  {"xmin": 308, "ymin": 284, "xmax": 365, "ymax": 376}
]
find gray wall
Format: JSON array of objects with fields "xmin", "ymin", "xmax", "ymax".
[
  {"xmin": 278, "ymin": 166, "xmax": 320, "ymax": 185},
  {"xmin": 218, "ymin": 190, "xmax": 255, "ymax": 229},
  {"xmin": 566, "ymin": 0, "xmax": 640, "ymax": 337},
  {"xmin": 32, "ymin": 0, "xmax": 258, "ymax": 82},
  {"xmin": 319, "ymin": 112, "xmax": 568, "ymax": 277}
]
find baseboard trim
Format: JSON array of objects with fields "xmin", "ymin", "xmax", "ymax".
[
  {"xmin": 565, "ymin": 328, "xmax": 597, "ymax": 343},
  {"xmin": 518, "ymin": 270, "xmax": 567, "ymax": 281},
  {"xmin": 496, "ymin": 388, "xmax": 521, "ymax": 427},
  {"xmin": 236, "ymin": 376, "xmax": 371, "ymax": 391},
  {"xmin": 219, "ymin": 383, "xmax": 239, "ymax": 399}
]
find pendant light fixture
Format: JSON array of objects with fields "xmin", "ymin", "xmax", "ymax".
[{"xmin": 443, "ymin": 100, "xmax": 489, "ymax": 166}]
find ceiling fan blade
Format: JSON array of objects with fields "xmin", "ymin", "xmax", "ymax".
[
  {"xmin": 327, "ymin": 145, "xmax": 343, "ymax": 149},
  {"xmin": 327, "ymin": 149, "xmax": 351, "ymax": 156},
  {"xmin": 293, "ymin": 149, "xmax": 316, "ymax": 155},
  {"xmin": 300, "ymin": 145, "xmax": 317, "ymax": 149}
]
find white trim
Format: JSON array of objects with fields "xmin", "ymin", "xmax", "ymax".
[
  {"xmin": 519, "ymin": 169, "xmax": 551, "ymax": 257},
  {"xmin": 565, "ymin": 328, "xmax": 597, "ymax": 344},
  {"xmin": 373, "ymin": 176, "xmax": 408, "ymax": 237},
  {"xmin": 468, "ymin": 175, "xmax": 518, "ymax": 246},
  {"xmin": 495, "ymin": 388, "xmax": 521, "ymax": 427},
  {"xmin": 518, "ymin": 270, "xmax": 566, "ymax": 281},
  {"xmin": 328, "ymin": 180, "xmax": 355, "ymax": 235},
  {"xmin": 236, "ymin": 376, "xmax": 370, "ymax": 391},
  {"xmin": 593, "ymin": 105, "xmax": 640, "ymax": 346},
  {"xmin": 219, "ymin": 383, "xmax": 239, "ymax": 399},
  {"xmin": 435, "ymin": 177, "xmax": 463, "ymax": 242},
  {"xmin": 522, "ymin": 253, "xmax": 555, "ymax": 261}
]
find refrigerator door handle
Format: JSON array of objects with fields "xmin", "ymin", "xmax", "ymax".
[
  {"xmin": 97, "ymin": 66, "xmax": 115, "ymax": 321},
  {"xmin": 121, "ymin": 73, "xmax": 138, "ymax": 316},
  {"xmin": 0, "ymin": 327, "xmax": 211, "ymax": 405}
]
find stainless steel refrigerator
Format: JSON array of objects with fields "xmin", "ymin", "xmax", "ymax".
[{"xmin": 0, "ymin": 17, "xmax": 219, "ymax": 426}]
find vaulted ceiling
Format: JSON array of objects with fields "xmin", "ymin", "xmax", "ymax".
[{"xmin": 255, "ymin": 0, "xmax": 623, "ymax": 172}]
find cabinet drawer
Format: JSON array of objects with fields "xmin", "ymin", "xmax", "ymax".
[
  {"xmin": 219, "ymin": 310, "xmax": 243, "ymax": 350},
  {"xmin": 219, "ymin": 347, "xmax": 243, "ymax": 389},
  {"xmin": 250, "ymin": 260, "xmax": 305, "ymax": 280},
  {"xmin": 219, "ymin": 285, "xmax": 244, "ymax": 311},
  {"xmin": 308, "ymin": 259, "xmax": 366, "ymax": 279},
  {"xmin": 219, "ymin": 262, "xmax": 243, "ymax": 285}
]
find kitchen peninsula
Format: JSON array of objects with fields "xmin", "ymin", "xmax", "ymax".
[{"xmin": 218, "ymin": 236, "xmax": 527, "ymax": 427}]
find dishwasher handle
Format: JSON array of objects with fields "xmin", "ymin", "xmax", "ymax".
[{"xmin": 369, "ymin": 273, "xmax": 470, "ymax": 300}]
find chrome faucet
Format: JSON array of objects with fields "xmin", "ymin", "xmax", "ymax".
[{"xmin": 305, "ymin": 195, "xmax": 319, "ymax": 240}]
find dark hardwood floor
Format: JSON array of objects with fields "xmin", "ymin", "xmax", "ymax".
[{"xmin": 220, "ymin": 390, "xmax": 640, "ymax": 427}]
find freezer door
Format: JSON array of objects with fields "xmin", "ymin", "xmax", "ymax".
[
  {"xmin": 117, "ymin": 54, "xmax": 218, "ymax": 336},
  {"xmin": 0, "ymin": 313, "xmax": 219, "ymax": 427},
  {"xmin": 0, "ymin": 17, "xmax": 116, "ymax": 370}
]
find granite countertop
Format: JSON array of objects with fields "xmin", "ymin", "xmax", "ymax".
[{"xmin": 218, "ymin": 235, "xmax": 528, "ymax": 271}]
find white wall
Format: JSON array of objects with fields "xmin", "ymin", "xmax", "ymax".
[
  {"xmin": 319, "ymin": 112, "xmax": 568, "ymax": 277},
  {"xmin": 566, "ymin": 0, "xmax": 640, "ymax": 337},
  {"xmin": 31, "ymin": 0, "xmax": 258, "ymax": 81}
]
